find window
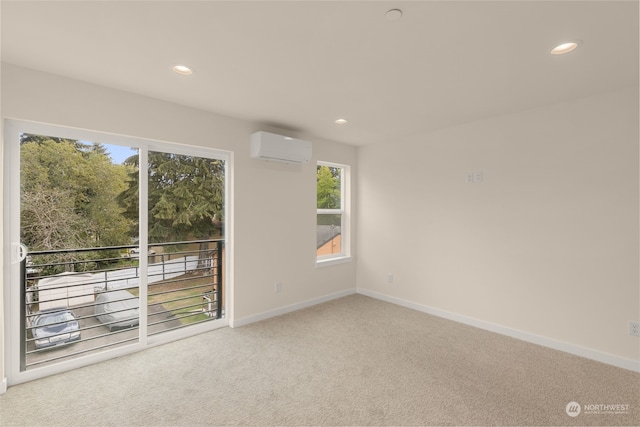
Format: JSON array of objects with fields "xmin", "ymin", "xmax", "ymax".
[
  {"xmin": 316, "ymin": 162, "xmax": 350, "ymax": 265},
  {"xmin": 5, "ymin": 120, "xmax": 229, "ymax": 383}
]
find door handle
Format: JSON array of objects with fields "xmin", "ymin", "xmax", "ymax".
[{"xmin": 18, "ymin": 243, "xmax": 28, "ymax": 263}]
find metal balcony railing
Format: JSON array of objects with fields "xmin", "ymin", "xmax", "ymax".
[{"xmin": 20, "ymin": 239, "xmax": 224, "ymax": 370}]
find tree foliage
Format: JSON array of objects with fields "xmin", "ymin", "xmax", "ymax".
[
  {"xmin": 317, "ymin": 165, "xmax": 341, "ymax": 209},
  {"xmin": 21, "ymin": 187, "xmax": 81, "ymax": 250},
  {"xmin": 118, "ymin": 151, "xmax": 225, "ymax": 245},
  {"xmin": 20, "ymin": 135, "xmax": 132, "ymax": 251},
  {"xmin": 20, "ymin": 132, "xmax": 225, "ymax": 270}
]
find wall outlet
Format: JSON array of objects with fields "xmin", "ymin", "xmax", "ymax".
[
  {"xmin": 274, "ymin": 282, "xmax": 282, "ymax": 293},
  {"xmin": 466, "ymin": 171, "xmax": 484, "ymax": 184},
  {"xmin": 629, "ymin": 321, "xmax": 640, "ymax": 337},
  {"xmin": 387, "ymin": 273, "xmax": 394, "ymax": 284}
]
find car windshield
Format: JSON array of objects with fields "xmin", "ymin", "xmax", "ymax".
[{"xmin": 36, "ymin": 311, "xmax": 74, "ymax": 326}]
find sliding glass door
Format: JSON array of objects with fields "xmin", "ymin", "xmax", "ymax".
[
  {"xmin": 143, "ymin": 150, "xmax": 225, "ymax": 336},
  {"xmin": 4, "ymin": 120, "xmax": 229, "ymax": 384}
]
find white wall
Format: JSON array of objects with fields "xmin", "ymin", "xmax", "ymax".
[
  {"xmin": 357, "ymin": 86, "xmax": 639, "ymax": 368},
  {"xmin": 1, "ymin": 64, "xmax": 357, "ymax": 381}
]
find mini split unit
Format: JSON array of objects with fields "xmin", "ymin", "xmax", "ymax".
[{"xmin": 250, "ymin": 131, "xmax": 312, "ymax": 164}]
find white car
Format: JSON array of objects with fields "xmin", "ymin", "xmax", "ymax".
[
  {"xmin": 94, "ymin": 290, "xmax": 140, "ymax": 331},
  {"xmin": 127, "ymin": 247, "xmax": 156, "ymax": 258}
]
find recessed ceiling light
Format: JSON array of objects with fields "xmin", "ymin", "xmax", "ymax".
[
  {"xmin": 385, "ymin": 9, "xmax": 403, "ymax": 21},
  {"xmin": 335, "ymin": 118, "xmax": 348, "ymax": 125},
  {"xmin": 550, "ymin": 41, "xmax": 580, "ymax": 55},
  {"xmin": 173, "ymin": 65, "xmax": 193, "ymax": 75}
]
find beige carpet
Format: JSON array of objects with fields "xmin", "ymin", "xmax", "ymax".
[{"xmin": 1, "ymin": 294, "xmax": 638, "ymax": 426}]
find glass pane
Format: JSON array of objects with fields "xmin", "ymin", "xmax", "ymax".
[
  {"xmin": 145, "ymin": 151, "xmax": 225, "ymax": 335},
  {"xmin": 20, "ymin": 133, "xmax": 140, "ymax": 370},
  {"xmin": 317, "ymin": 214, "xmax": 342, "ymax": 256},
  {"xmin": 317, "ymin": 165, "xmax": 342, "ymax": 209}
]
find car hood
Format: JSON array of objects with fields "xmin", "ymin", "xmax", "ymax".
[{"xmin": 33, "ymin": 319, "xmax": 79, "ymax": 338}]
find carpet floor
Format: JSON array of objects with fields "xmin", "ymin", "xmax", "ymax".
[{"xmin": 1, "ymin": 294, "xmax": 638, "ymax": 426}]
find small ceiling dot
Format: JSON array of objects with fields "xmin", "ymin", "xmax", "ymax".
[{"xmin": 335, "ymin": 118, "xmax": 348, "ymax": 125}]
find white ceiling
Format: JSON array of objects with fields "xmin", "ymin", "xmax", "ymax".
[{"xmin": 2, "ymin": 1, "xmax": 638, "ymax": 146}]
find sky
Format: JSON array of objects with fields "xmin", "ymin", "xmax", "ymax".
[{"xmin": 105, "ymin": 144, "xmax": 138, "ymax": 164}]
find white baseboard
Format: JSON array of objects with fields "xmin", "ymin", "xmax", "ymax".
[
  {"xmin": 0, "ymin": 377, "xmax": 6, "ymax": 395},
  {"xmin": 357, "ymin": 288, "xmax": 640, "ymax": 373},
  {"xmin": 230, "ymin": 288, "xmax": 356, "ymax": 328}
]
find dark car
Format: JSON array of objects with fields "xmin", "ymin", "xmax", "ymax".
[
  {"xmin": 95, "ymin": 289, "xmax": 140, "ymax": 331},
  {"xmin": 31, "ymin": 309, "xmax": 81, "ymax": 349}
]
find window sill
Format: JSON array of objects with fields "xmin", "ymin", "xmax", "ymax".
[{"xmin": 316, "ymin": 256, "xmax": 352, "ymax": 268}]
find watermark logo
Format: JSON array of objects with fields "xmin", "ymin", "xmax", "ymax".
[
  {"xmin": 566, "ymin": 401, "xmax": 581, "ymax": 417},
  {"xmin": 566, "ymin": 401, "xmax": 630, "ymax": 417}
]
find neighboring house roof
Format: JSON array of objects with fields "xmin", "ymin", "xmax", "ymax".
[{"xmin": 317, "ymin": 225, "xmax": 341, "ymax": 249}]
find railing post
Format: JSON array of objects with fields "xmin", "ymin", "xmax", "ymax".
[
  {"xmin": 216, "ymin": 240, "xmax": 223, "ymax": 319},
  {"xmin": 20, "ymin": 258, "xmax": 26, "ymax": 372}
]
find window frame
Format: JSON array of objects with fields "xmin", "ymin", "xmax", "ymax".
[{"xmin": 316, "ymin": 161, "xmax": 351, "ymax": 267}]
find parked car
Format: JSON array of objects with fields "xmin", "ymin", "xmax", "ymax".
[
  {"xmin": 95, "ymin": 289, "xmax": 140, "ymax": 331},
  {"xmin": 31, "ymin": 309, "xmax": 81, "ymax": 349},
  {"xmin": 127, "ymin": 247, "xmax": 155, "ymax": 258}
]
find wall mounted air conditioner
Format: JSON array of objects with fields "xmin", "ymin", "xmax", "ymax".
[{"xmin": 250, "ymin": 131, "xmax": 312, "ymax": 164}]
